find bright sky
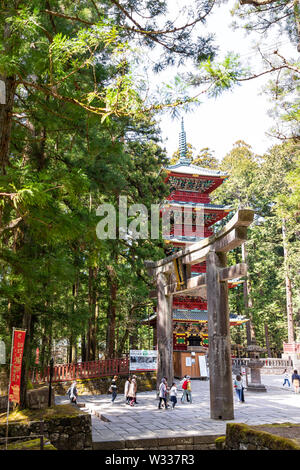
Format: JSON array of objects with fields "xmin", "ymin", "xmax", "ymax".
[{"xmin": 156, "ymin": 1, "xmax": 295, "ymax": 161}]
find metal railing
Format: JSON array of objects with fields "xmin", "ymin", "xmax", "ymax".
[{"xmin": 0, "ymin": 420, "xmax": 45, "ymax": 450}]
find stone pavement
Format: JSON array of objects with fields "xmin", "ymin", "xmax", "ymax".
[{"xmin": 55, "ymin": 374, "xmax": 300, "ymax": 446}]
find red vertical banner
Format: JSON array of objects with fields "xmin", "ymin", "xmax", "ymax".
[
  {"xmin": 8, "ymin": 329, "xmax": 26, "ymax": 404},
  {"xmin": 35, "ymin": 347, "xmax": 40, "ymax": 364}
]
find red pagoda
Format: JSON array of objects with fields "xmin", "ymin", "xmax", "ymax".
[{"xmin": 145, "ymin": 119, "xmax": 247, "ymax": 377}]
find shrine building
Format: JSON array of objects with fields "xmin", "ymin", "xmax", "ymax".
[{"xmin": 143, "ymin": 119, "xmax": 248, "ymax": 378}]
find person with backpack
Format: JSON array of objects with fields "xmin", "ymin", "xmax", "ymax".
[
  {"xmin": 186, "ymin": 376, "xmax": 192, "ymax": 403},
  {"xmin": 181, "ymin": 376, "xmax": 188, "ymax": 403}
]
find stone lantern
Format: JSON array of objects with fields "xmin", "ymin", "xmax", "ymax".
[{"xmin": 246, "ymin": 344, "xmax": 267, "ymax": 392}]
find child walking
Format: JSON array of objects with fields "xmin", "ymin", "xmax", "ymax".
[
  {"xmin": 282, "ymin": 369, "xmax": 290, "ymax": 388},
  {"xmin": 110, "ymin": 375, "xmax": 118, "ymax": 403},
  {"xmin": 170, "ymin": 383, "xmax": 178, "ymax": 409}
]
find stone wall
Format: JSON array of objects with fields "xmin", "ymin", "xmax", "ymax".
[
  {"xmin": 93, "ymin": 434, "xmax": 221, "ymax": 451},
  {"xmin": 27, "ymin": 386, "xmax": 55, "ymax": 409},
  {"xmin": 0, "ymin": 387, "xmax": 55, "ymax": 411},
  {"xmin": 0, "ymin": 372, "xmax": 156, "ymax": 412},
  {"xmin": 0, "ymin": 407, "xmax": 92, "ymax": 450},
  {"xmin": 221, "ymin": 423, "xmax": 300, "ymax": 450}
]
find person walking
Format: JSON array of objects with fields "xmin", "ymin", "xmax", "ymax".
[
  {"xmin": 128, "ymin": 376, "xmax": 136, "ymax": 406},
  {"xmin": 110, "ymin": 375, "xmax": 118, "ymax": 403},
  {"xmin": 181, "ymin": 376, "xmax": 188, "ymax": 403},
  {"xmin": 124, "ymin": 376, "xmax": 131, "ymax": 404},
  {"xmin": 163, "ymin": 376, "xmax": 170, "ymax": 407},
  {"xmin": 282, "ymin": 369, "xmax": 291, "ymax": 388},
  {"xmin": 67, "ymin": 381, "xmax": 78, "ymax": 405},
  {"xmin": 170, "ymin": 383, "xmax": 178, "ymax": 409},
  {"xmin": 292, "ymin": 370, "xmax": 300, "ymax": 394},
  {"xmin": 132, "ymin": 375, "xmax": 138, "ymax": 404},
  {"xmin": 186, "ymin": 376, "xmax": 192, "ymax": 404},
  {"xmin": 180, "ymin": 375, "xmax": 189, "ymax": 402},
  {"xmin": 158, "ymin": 378, "xmax": 168, "ymax": 409},
  {"xmin": 234, "ymin": 374, "xmax": 244, "ymax": 403}
]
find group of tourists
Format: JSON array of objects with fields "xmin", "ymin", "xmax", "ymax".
[
  {"xmin": 158, "ymin": 374, "xmax": 192, "ymax": 410},
  {"xmin": 107, "ymin": 375, "xmax": 139, "ymax": 405},
  {"xmin": 283, "ymin": 369, "xmax": 300, "ymax": 393},
  {"xmin": 123, "ymin": 375, "xmax": 138, "ymax": 405},
  {"xmin": 67, "ymin": 374, "xmax": 193, "ymax": 409},
  {"xmin": 109, "ymin": 375, "xmax": 139, "ymax": 405}
]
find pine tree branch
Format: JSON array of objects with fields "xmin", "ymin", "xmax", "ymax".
[
  {"xmin": 0, "ymin": 217, "xmax": 22, "ymax": 233},
  {"xmin": 240, "ymin": 0, "xmax": 289, "ymax": 6}
]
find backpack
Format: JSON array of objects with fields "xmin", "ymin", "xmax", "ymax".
[{"xmin": 182, "ymin": 380, "xmax": 188, "ymax": 390}]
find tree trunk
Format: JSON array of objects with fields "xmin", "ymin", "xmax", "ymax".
[
  {"xmin": 282, "ymin": 219, "xmax": 295, "ymax": 343},
  {"xmin": 156, "ymin": 272, "xmax": 174, "ymax": 388},
  {"xmin": 87, "ymin": 267, "xmax": 98, "ymax": 361},
  {"xmin": 117, "ymin": 328, "xmax": 130, "ymax": 357},
  {"xmin": 264, "ymin": 322, "xmax": 272, "ymax": 357},
  {"xmin": 129, "ymin": 332, "xmax": 138, "ymax": 350},
  {"xmin": 241, "ymin": 242, "xmax": 256, "ymax": 345},
  {"xmin": 81, "ymin": 334, "xmax": 87, "ymax": 362},
  {"xmin": 106, "ymin": 265, "xmax": 117, "ymax": 359},
  {"xmin": 40, "ymin": 321, "xmax": 48, "ymax": 369},
  {"xmin": 69, "ymin": 273, "xmax": 79, "ymax": 363},
  {"xmin": 293, "ymin": 0, "xmax": 300, "ymax": 52},
  {"xmin": 0, "ymin": 75, "xmax": 16, "ymax": 173},
  {"xmin": 0, "ymin": 19, "xmax": 16, "ymax": 174}
]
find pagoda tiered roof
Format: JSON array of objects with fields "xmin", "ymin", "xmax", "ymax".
[
  {"xmin": 142, "ymin": 118, "xmax": 248, "ymax": 340},
  {"xmin": 166, "ymin": 162, "xmax": 227, "ymax": 178}
]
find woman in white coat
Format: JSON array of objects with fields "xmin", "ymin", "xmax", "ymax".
[
  {"xmin": 124, "ymin": 377, "xmax": 131, "ymax": 404},
  {"xmin": 128, "ymin": 377, "xmax": 136, "ymax": 406}
]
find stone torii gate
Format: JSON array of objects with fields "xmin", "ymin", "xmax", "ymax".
[{"xmin": 145, "ymin": 209, "xmax": 254, "ymax": 420}]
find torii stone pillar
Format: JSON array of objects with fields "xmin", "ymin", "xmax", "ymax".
[
  {"xmin": 206, "ymin": 249, "xmax": 234, "ymax": 420},
  {"xmin": 156, "ymin": 272, "xmax": 174, "ymax": 388}
]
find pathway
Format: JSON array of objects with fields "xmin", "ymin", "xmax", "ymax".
[{"xmin": 55, "ymin": 374, "xmax": 300, "ymax": 446}]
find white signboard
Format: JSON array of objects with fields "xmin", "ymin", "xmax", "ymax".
[
  {"xmin": 129, "ymin": 350, "xmax": 157, "ymax": 371},
  {"xmin": 0, "ymin": 340, "xmax": 5, "ymax": 364},
  {"xmin": 185, "ymin": 357, "xmax": 192, "ymax": 367},
  {"xmin": 198, "ymin": 355, "xmax": 208, "ymax": 378}
]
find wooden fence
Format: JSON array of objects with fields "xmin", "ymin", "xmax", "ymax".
[
  {"xmin": 30, "ymin": 358, "xmax": 129, "ymax": 384},
  {"xmin": 30, "ymin": 356, "xmax": 293, "ymax": 384}
]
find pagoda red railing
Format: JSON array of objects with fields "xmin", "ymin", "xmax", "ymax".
[
  {"xmin": 167, "ymin": 191, "xmax": 210, "ymax": 204},
  {"xmin": 30, "ymin": 358, "xmax": 129, "ymax": 384}
]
